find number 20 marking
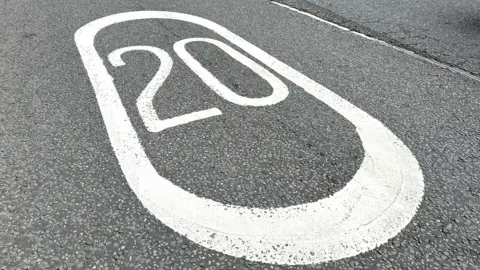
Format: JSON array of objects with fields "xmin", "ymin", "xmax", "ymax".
[
  {"xmin": 75, "ymin": 11, "xmax": 424, "ymax": 265},
  {"xmin": 107, "ymin": 37, "xmax": 289, "ymax": 132}
]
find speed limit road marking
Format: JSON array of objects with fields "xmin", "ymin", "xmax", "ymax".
[{"xmin": 75, "ymin": 11, "xmax": 424, "ymax": 265}]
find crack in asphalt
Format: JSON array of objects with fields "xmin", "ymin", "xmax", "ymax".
[{"xmin": 271, "ymin": 0, "xmax": 480, "ymax": 80}]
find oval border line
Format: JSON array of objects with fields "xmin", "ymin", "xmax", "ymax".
[{"xmin": 74, "ymin": 11, "xmax": 424, "ymax": 265}]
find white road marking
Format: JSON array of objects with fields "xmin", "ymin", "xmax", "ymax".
[
  {"xmin": 75, "ymin": 11, "xmax": 424, "ymax": 265},
  {"xmin": 108, "ymin": 46, "xmax": 222, "ymax": 132},
  {"xmin": 174, "ymin": 38, "xmax": 289, "ymax": 106}
]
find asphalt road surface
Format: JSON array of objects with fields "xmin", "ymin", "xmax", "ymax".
[
  {"xmin": 284, "ymin": 0, "xmax": 480, "ymax": 75},
  {"xmin": 1, "ymin": 0, "xmax": 479, "ymax": 269}
]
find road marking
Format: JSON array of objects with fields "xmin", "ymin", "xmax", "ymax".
[
  {"xmin": 108, "ymin": 46, "xmax": 222, "ymax": 132},
  {"xmin": 175, "ymin": 38, "xmax": 289, "ymax": 107},
  {"xmin": 75, "ymin": 11, "xmax": 424, "ymax": 265}
]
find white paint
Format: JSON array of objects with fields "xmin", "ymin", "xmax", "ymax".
[
  {"xmin": 108, "ymin": 46, "xmax": 222, "ymax": 132},
  {"xmin": 75, "ymin": 11, "xmax": 424, "ymax": 265},
  {"xmin": 174, "ymin": 38, "xmax": 289, "ymax": 106},
  {"xmin": 272, "ymin": 1, "xmax": 480, "ymax": 83}
]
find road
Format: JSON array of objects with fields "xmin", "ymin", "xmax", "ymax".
[
  {"xmin": 0, "ymin": 0, "xmax": 479, "ymax": 269},
  {"xmin": 281, "ymin": 0, "xmax": 480, "ymax": 75}
]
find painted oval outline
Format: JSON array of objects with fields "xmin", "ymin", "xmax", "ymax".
[{"xmin": 74, "ymin": 11, "xmax": 424, "ymax": 265}]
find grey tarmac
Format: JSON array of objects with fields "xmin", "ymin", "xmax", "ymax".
[
  {"xmin": 280, "ymin": 0, "xmax": 480, "ymax": 75},
  {"xmin": 0, "ymin": 0, "xmax": 479, "ymax": 269}
]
